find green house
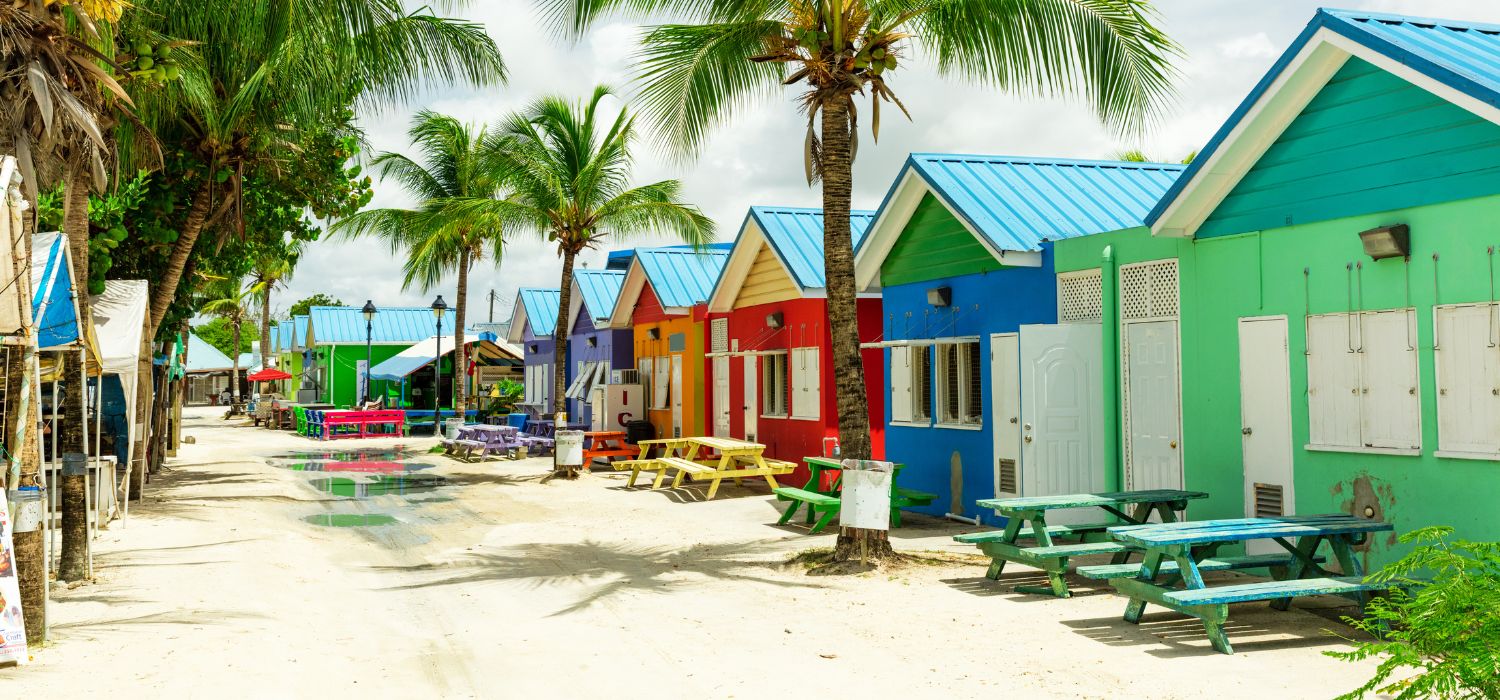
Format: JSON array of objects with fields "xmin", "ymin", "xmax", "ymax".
[
  {"xmin": 1053, "ymin": 9, "xmax": 1500, "ymax": 566},
  {"xmin": 304, "ymin": 305, "xmax": 456, "ymax": 407}
]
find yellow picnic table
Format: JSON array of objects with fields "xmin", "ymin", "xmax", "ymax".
[{"xmin": 614, "ymin": 436, "xmax": 795, "ymax": 499}]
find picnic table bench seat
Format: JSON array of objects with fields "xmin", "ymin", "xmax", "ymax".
[
  {"xmin": 1161, "ymin": 575, "xmax": 1390, "ymax": 606},
  {"xmin": 773, "ymin": 486, "xmax": 843, "ymax": 533},
  {"xmin": 953, "ymin": 522, "xmax": 1119, "ymax": 545},
  {"xmin": 1076, "ymin": 552, "xmax": 1323, "ymax": 580}
]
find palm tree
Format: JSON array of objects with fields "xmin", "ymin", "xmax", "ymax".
[
  {"xmin": 537, "ymin": 0, "xmax": 1180, "ymax": 554},
  {"xmin": 199, "ymin": 277, "xmax": 253, "ymax": 406},
  {"xmin": 449, "ymin": 86, "xmax": 713, "ymax": 476},
  {"xmin": 332, "ymin": 111, "xmax": 508, "ymax": 411},
  {"xmin": 247, "ymin": 241, "xmax": 303, "ymax": 370},
  {"xmin": 1114, "ymin": 149, "xmax": 1196, "ymax": 164},
  {"xmin": 129, "ymin": 0, "xmax": 508, "ymax": 339}
]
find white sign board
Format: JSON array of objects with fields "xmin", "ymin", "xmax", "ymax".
[
  {"xmin": 839, "ymin": 461, "xmax": 894, "ymax": 531},
  {"xmin": 356, "ymin": 360, "xmax": 369, "ymax": 403},
  {"xmin": 0, "ymin": 489, "xmax": 30, "ymax": 664}
]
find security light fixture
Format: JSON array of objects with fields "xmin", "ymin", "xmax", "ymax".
[
  {"xmin": 1359, "ymin": 224, "xmax": 1410, "ymax": 260},
  {"xmin": 647, "ymin": 328, "xmax": 660, "ymax": 340},
  {"xmin": 587, "ymin": 337, "xmax": 597, "ymax": 347},
  {"xmin": 431, "ymin": 295, "xmax": 448, "ymax": 320},
  {"xmin": 766, "ymin": 312, "xmax": 784, "ymax": 329},
  {"xmin": 927, "ymin": 286, "xmax": 952, "ymax": 307}
]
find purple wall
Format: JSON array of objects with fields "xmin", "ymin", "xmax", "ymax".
[
  {"xmin": 522, "ymin": 322, "xmax": 557, "ymax": 410},
  {"xmin": 567, "ymin": 310, "xmax": 633, "ymax": 423}
]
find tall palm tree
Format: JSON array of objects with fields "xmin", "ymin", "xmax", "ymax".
[
  {"xmin": 538, "ymin": 0, "xmax": 1180, "ymax": 552},
  {"xmin": 449, "ymin": 86, "xmax": 713, "ymax": 475},
  {"xmin": 199, "ymin": 277, "xmax": 253, "ymax": 406},
  {"xmin": 247, "ymin": 241, "xmax": 303, "ymax": 369},
  {"xmin": 129, "ymin": 0, "xmax": 508, "ymax": 339},
  {"xmin": 333, "ymin": 111, "xmax": 507, "ymax": 411}
]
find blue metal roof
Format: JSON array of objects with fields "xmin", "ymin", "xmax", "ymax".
[
  {"xmin": 745, "ymin": 207, "xmax": 876, "ymax": 289},
  {"xmin": 606, "ymin": 249, "xmax": 636, "ymax": 270},
  {"xmin": 1147, "ymin": 8, "xmax": 1500, "ymax": 225},
  {"xmin": 277, "ymin": 320, "xmax": 294, "ymax": 352},
  {"xmin": 636, "ymin": 245, "xmax": 732, "ymax": 308},
  {"xmin": 518, "ymin": 288, "xmax": 561, "ymax": 336},
  {"xmin": 574, "ymin": 270, "xmax": 626, "ymax": 323},
  {"xmin": 307, "ymin": 305, "xmax": 457, "ymax": 345},
  {"xmin": 865, "ymin": 154, "xmax": 1185, "ymax": 255}
]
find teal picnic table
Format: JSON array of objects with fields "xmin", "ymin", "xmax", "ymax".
[
  {"xmin": 957, "ymin": 489, "xmax": 1208, "ymax": 598},
  {"xmin": 1100, "ymin": 514, "xmax": 1395, "ymax": 654},
  {"xmin": 773, "ymin": 457, "xmax": 937, "ymax": 534}
]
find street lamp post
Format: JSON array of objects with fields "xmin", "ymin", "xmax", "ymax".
[
  {"xmin": 431, "ymin": 295, "xmax": 447, "ymax": 434},
  {"xmin": 361, "ymin": 300, "xmax": 377, "ymax": 405}
]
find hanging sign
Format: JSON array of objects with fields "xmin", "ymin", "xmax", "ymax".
[{"xmin": 0, "ymin": 488, "xmax": 30, "ymax": 664}]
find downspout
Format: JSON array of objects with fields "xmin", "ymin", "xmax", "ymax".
[{"xmin": 1100, "ymin": 246, "xmax": 1122, "ymax": 492}]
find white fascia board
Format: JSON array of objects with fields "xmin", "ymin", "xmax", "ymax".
[
  {"xmin": 506, "ymin": 300, "xmax": 528, "ymax": 344},
  {"xmin": 706, "ymin": 219, "xmax": 764, "ymax": 314},
  {"xmin": 566, "ymin": 282, "xmax": 585, "ymax": 334},
  {"xmin": 605, "ymin": 262, "xmax": 647, "ymax": 329},
  {"xmin": 1152, "ymin": 32, "xmax": 1351, "ymax": 239}
]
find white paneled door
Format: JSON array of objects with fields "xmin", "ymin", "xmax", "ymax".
[
  {"xmin": 671, "ymin": 354, "xmax": 684, "ymax": 438},
  {"xmin": 1123, "ymin": 320, "xmax": 1183, "ymax": 492},
  {"xmin": 742, "ymin": 356, "xmax": 758, "ymax": 442},
  {"xmin": 989, "ymin": 334, "xmax": 1021, "ymax": 499},
  {"xmin": 1020, "ymin": 324, "xmax": 1103, "ymax": 524},
  {"xmin": 713, "ymin": 356, "xmax": 731, "ymax": 437},
  {"xmin": 1238, "ymin": 317, "xmax": 1295, "ymax": 553}
]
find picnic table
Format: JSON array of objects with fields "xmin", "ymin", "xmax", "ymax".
[
  {"xmin": 443, "ymin": 424, "xmax": 522, "ymax": 460},
  {"xmin": 582, "ymin": 431, "xmax": 635, "ymax": 466},
  {"xmin": 956, "ymin": 489, "xmax": 1208, "ymax": 597},
  {"xmin": 316, "ymin": 409, "xmax": 405, "ymax": 440},
  {"xmin": 614, "ymin": 436, "xmax": 796, "ymax": 499},
  {"xmin": 773, "ymin": 457, "xmax": 938, "ymax": 534},
  {"xmin": 1095, "ymin": 514, "xmax": 1394, "ymax": 654}
]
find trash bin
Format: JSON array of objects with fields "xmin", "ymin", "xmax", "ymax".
[
  {"xmin": 507, "ymin": 413, "xmax": 528, "ymax": 430},
  {"xmin": 556, "ymin": 430, "xmax": 585, "ymax": 467},
  {"xmin": 12, "ymin": 486, "xmax": 42, "ymax": 533},
  {"xmin": 444, "ymin": 418, "xmax": 465, "ymax": 440},
  {"xmin": 839, "ymin": 459, "xmax": 895, "ymax": 531}
]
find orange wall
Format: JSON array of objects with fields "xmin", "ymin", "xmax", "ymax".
[{"xmin": 630, "ymin": 286, "xmax": 707, "ymax": 439}]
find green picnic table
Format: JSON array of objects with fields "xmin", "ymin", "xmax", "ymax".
[
  {"xmin": 773, "ymin": 457, "xmax": 937, "ymax": 534},
  {"xmin": 956, "ymin": 489, "xmax": 1208, "ymax": 597},
  {"xmin": 1099, "ymin": 514, "xmax": 1395, "ymax": 654}
]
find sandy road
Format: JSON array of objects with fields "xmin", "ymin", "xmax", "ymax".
[{"xmin": 8, "ymin": 406, "xmax": 1384, "ymax": 699}]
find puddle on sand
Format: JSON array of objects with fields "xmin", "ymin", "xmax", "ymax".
[
  {"xmin": 308, "ymin": 475, "xmax": 446, "ymax": 498},
  {"xmin": 303, "ymin": 513, "xmax": 399, "ymax": 528},
  {"xmin": 279, "ymin": 461, "xmax": 435, "ymax": 473}
]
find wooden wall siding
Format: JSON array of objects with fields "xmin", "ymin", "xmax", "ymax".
[
  {"xmin": 735, "ymin": 244, "xmax": 801, "ymax": 309},
  {"xmin": 631, "ymin": 282, "xmax": 671, "ymax": 325},
  {"xmin": 880, "ymin": 194, "xmax": 1004, "ymax": 287},
  {"xmin": 1199, "ymin": 57, "xmax": 1500, "ymax": 238}
]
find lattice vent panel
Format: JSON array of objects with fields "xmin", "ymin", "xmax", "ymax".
[{"xmin": 1058, "ymin": 269, "xmax": 1103, "ymax": 322}]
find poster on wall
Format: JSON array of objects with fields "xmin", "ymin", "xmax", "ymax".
[
  {"xmin": 0, "ymin": 489, "xmax": 30, "ymax": 664},
  {"xmin": 356, "ymin": 360, "xmax": 369, "ymax": 403}
]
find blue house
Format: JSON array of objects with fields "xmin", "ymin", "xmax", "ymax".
[
  {"xmin": 566, "ymin": 269, "xmax": 632, "ymax": 425},
  {"xmin": 853, "ymin": 154, "xmax": 1183, "ymax": 523},
  {"xmin": 508, "ymin": 287, "xmax": 563, "ymax": 413}
]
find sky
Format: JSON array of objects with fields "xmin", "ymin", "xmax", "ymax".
[{"xmin": 280, "ymin": 0, "xmax": 1500, "ymax": 323}]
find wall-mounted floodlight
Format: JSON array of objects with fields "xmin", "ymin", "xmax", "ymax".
[
  {"xmin": 927, "ymin": 287, "xmax": 952, "ymax": 307},
  {"xmin": 766, "ymin": 312, "xmax": 784, "ymax": 329},
  {"xmin": 1359, "ymin": 224, "xmax": 1410, "ymax": 260}
]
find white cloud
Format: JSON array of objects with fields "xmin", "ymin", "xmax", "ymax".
[{"xmin": 1219, "ymin": 33, "xmax": 1279, "ymax": 60}]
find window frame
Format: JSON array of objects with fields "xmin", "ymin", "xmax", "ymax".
[
  {"xmin": 934, "ymin": 340, "xmax": 982, "ymax": 429},
  {"xmin": 761, "ymin": 351, "xmax": 789, "ymax": 418}
]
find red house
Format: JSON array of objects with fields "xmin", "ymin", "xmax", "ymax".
[{"xmin": 705, "ymin": 207, "xmax": 885, "ymax": 482}]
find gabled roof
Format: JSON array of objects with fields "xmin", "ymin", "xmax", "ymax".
[
  {"xmin": 855, "ymin": 154, "xmax": 1184, "ymax": 289},
  {"xmin": 307, "ymin": 305, "xmax": 457, "ymax": 346},
  {"xmin": 708, "ymin": 207, "xmax": 876, "ymax": 313},
  {"xmin": 288, "ymin": 315, "xmax": 310, "ymax": 351},
  {"xmin": 184, "ymin": 332, "xmax": 234, "ymax": 373},
  {"xmin": 1151, "ymin": 9, "xmax": 1500, "ymax": 238},
  {"xmin": 570, "ymin": 269, "xmax": 626, "ymax": 329},
  {"xmin": 277, "ymin": 320, "xmax": 294, "ymax": 352},
  {"xmin": 507, "ymin": 288, "xmax": 560, "ymax": 343},
  {"xmin": 607, "ymin": 245, "xmax": 732, "ymax": 327}
]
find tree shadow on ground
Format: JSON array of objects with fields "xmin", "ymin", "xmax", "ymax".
[
  {"xmin": 438, "ymin": 472, "xmax": 546, "ymax": 488},
  {"xmin": 365, "ymin": 539, "xmax": 828, "ymax": 616},
  {"xmin": 940, "ymin": 571, "xmax": 1118, "ymax": 600},
  {"xmin": 51, "ymin": 608, "xmax": 267, "ymax": 631}
]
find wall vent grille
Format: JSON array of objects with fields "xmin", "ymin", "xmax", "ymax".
[
  {"xmin": 1120, "ymin": 259, "xmax": 1179, "ymax": 320},
  {"xmin": 1058, "ymin": 269, "xmax": 1103, "ymax": 322},
  {"xmin": 1254, "ymin": 482, "xmax": 1285, "ymax": 518}
]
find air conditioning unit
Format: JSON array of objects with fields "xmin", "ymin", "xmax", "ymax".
[{"xmin": 611, "ymin": 369, "xmax": 640, "ymax": 385}]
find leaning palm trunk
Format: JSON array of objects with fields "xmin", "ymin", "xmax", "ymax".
[
  {"xmin": 148, "ymin": 183, "xmax": 213, "ymax": 330},
  {"xmin": 552, "ymin": 245, "xmax": 578, "ymax": 476},
  {"xmin": 229, "ymin": 319, "xmax": 241, "ymax": 405},
  {"xmin": 58, "ymin": 162, "xmax": 91, "ymax": 581},
  {"xmin": 454, "ymin": 249, "xmax": 469, "ymax": 411},
  {"xmin": 5, "ymin": 208, "xmax": 46, "ymax": 637}
]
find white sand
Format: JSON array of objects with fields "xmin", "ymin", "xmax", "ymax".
[{"xmin": 11, "ymin": 405, "xmax": 1384, "ymax": 699}]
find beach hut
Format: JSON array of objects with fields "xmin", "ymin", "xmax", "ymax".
[
  {"xmin": 369, "ymin": 334, "xmax": 522, "ymax": 404},
  {"xmin": 90, "ymin": 280, "xmax": 149, "ymax": 468},
  {"xmin": 1052, "ymin": 8, "xmax": 1500, "ymax": 563},
  {"xmin": 853, "ymin": 154, "xmax": 1183, "ymax": 523},
  {"xmin": 565, "ymin": 269, "xmax": 633, "ymax": 427},
  {"xmin": 183, "ymin": 333, "xmax": 236, "ymax": 405},
  {"xmin": 607, "ymin": 245, "xmax": 732, "ymax": 440},
  {"xmin": 304, "ymin": 305, "xmax": 457, "ymax": 407},
  {"xmin": 704, "ymin": 207, "xmax": 885, "ymax": 475},
  {"xmin": 507, "ymin": 288, "xmax": 563, "ymax": 414}
]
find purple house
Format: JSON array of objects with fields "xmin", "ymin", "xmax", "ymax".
[
  {"xmin": 507, "ymin": 287, "xmax": 562, "ymax": 413},
  {"xmin": 565, "ymin": 269, "xmax": 633, "ymax": 424}
]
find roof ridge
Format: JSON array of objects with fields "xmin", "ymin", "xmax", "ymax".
[
  {"xmin": 1321, "ymin": 7, "xmax": 1500, "ymax": 34},
  {"xmin": 910, "ymin": 152, "xmax": 1188, "ymax": 169}
]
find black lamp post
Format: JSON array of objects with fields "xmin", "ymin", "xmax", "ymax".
[
  {"xmin": 361, "ymin": 300, "xmax": 377, "ymax": 404},
  {"xmin": 431, "ymin": 295, "xmax": 447, "ymax": 431}
]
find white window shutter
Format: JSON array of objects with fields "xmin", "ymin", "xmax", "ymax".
[
  {"xmin": 1306, "ymin": 314, "xmax": 1362, "ymax": 448},
  {"xmin": 1435, "ymin": 305, "xmax": 1500, "ymax": 454},
  {"xmin": 791, "ymin": 348, "xmax": 819, "ymax": 420},
  {"xmin": 891, "ymin": 346, "xmax": 912, "ymax": 422},
  {"xmin": 1359, "ymin": 309, "xmax": 1420, "ymax": 450}
]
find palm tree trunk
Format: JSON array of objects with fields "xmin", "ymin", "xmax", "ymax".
[
  {"xmin": 820, "ymin": 95, "xmax": 891, "ymax": 562},
  {"xmin": 454, "ymin": 248, "xmax": 469, "ymax": 411},
  {"xmin": 260, "ymin": 286, "xmax": 273, "ymax": 370},
  {"xmin": 553, "ymin": 245, "xmax": 577, "ymax": 476},
  {"xmin": 130, "ymin": 330, "xmax": 153, "ymax": 498},
  {"xmin": 148, "ymin": 181, "xmax": 213, "ymax": 331},
  {"xmin": 58, "ymin": 161, "xmax": 91, "ymax": 582},
  {"xmin": 6, "ymin": 346, "xmax": 46, "ymax": 640},
  {"xmin": 229, "ymin": 318, "xmax": 241, "ymax": 405}
]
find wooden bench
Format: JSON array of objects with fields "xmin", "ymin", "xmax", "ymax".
[
  {"xmin": 773, "ymin": 487, "xmax": 842, "ymax": 533},
  {"xmin": 1162, "ymin": 576, "xmax": 1390, "ymax": 606},
  {"xmin": 954, "ymin": 522, "xmax": 1118, "ymax": 545},
  {"xmin": 891, "ymin": 487, "xmax": 938, "ymax": 527},
  {"xmin": 1076, "ymin": 552, "xmax": 1322, "ymax": 580}
]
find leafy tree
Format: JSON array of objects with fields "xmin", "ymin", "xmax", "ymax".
[
  {"xmin": 1329, "ymin": 527, "xmax": 1500, "ymax": 700},
  {"xmin": 288, "ymin": 294, "xmax": 347, "ymax": 319},
  {"xmin": 538, "ymin": 0, "xmax": 1179, "ymax": 554},
  {"xmin": 194, "ymin": 317, "xmax": 256, "ymax": 356},
  {"xmin": 198, "ymin": 277, "xmax": 254, "ymax": 403}
]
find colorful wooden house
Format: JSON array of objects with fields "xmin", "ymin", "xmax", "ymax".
[
  {"xmin": 1053, "ymin": 8, "xmax": 1500, "ymax": 563},
  {"xmin": 854, "ymin": 154, "xmax": 1183, "ymax": 523},
  {"xmin": 305, "ymin": 305, "xmax": 456, "ymax": 407},
  {"xmin": 607, "ymin": 245, "xmax": 732, "ymax": 439},
  {"xmin": 507, "ymin": 288, "xmax": 563, "ymax": 412},
  {"xmin": 704, "ymin": 207, "xmax": 885, "ymax": 476},
  {"xmin": 565, "ymin": 269, "xmax": 632, "ymax": 425},
  {"xmin": 279, "ymin": 315, "xmax": 310, "ymax": 398}
]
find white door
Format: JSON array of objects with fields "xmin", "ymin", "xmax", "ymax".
[
  {"xmin": 1123, "ymin": 320, "xmax": 1183, "ymax": 492},
  {"xmin": 742, "ymin": 356, "xmax": 758, "ymax": 442},
  {"xmin": 1021, "ymin": 324, "xmax": 1104, "ymax": 524},
  {"xmin": 1239, "ymin": 317, "xmax": 1295, "ymax": 552},
  {"xmin": 712, "ymin": 356, "xmax": 731, "ymax": 437},
  {"xmin": 671, "ymin": 354, "xmax": 684, "ymax": 437},
  {"xmin": 989, "ymin": 334, "xmax": 1021, "ymax": 498}
]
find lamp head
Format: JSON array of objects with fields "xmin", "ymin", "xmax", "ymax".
[
  {"xmin": 431, "ymin": 295, "xmax": 448, "ymax": 322},
  {"xmin": 362, "ymin": 300, "xmax": 377, "ymax": 322}
]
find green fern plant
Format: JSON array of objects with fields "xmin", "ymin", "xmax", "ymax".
[{"xmin": 1328, "ymin": 526, "xmax": 1500, "ymax": 699}]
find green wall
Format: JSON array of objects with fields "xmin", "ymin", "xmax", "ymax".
[
  {"xmin": 317, "ymin": 345, "xmax": 408, "ymax": 407},
  {"xmin": 1057, "ymin": 192, "xmax": 1500, "ymax": 567},
  {"xmin": 881, "ymin": 194, "xmax": 1005, "ymax": 286}
]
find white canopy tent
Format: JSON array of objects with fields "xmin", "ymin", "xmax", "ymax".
[
  {"xmin": 91, "ymin": 280, "xmax": 148, "ymax": 465},
  {"xmin": 369, "ymin": 334, "xmax": 519, "ymax": 381}
]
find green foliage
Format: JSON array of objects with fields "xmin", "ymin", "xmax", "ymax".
[
  {"xmin": 193, "ymin": 317, "xmax": 253, "ymax": 357},
  {"xmin": 36, "ymin": 172, "xmax": 153, "ymax": 295},
  {"xmin": 1328, "ymin": 526, "xmax": 1500, "ymax": 699},
  {"xmin": 288, "ymin": 294, "xmax": 346, "ymax": 319},
  {"xmin": 481, "ymin": 378, "xmax": 524, "ymax": 416}
]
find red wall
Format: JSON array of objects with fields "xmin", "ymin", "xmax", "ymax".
[
  {"xmin": 706, "ymin": 296, "xmax": 885, "ymax": 487},
  {"xmin": 631, "ymin": 284, "xmax": 670, "ymax": 325}
]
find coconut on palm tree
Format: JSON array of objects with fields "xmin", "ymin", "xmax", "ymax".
[
  {"xmin": 538, "ymin": 0, "xmax": 1180, "ymax": 555},
  {"xmin": 446, "ymin": 86, "xmax": 714, "ymax": 477},
  {"xmin": 333, "ymin": 111, "xmax": 508, "ymax": 411}
]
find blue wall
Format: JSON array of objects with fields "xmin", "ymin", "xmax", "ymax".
[{"xmin": 881, "ymin": 245, "xmax": 1061, "ymax": 522}]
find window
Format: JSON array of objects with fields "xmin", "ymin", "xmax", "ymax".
[
  {"xmin": 1306, "ymin": 309, "xmax": 1419, "ymax": 452},
  {"xmin": 652, "ymin": 356, "xmax": 671, "ymax": 410},
  {"xmin": 1434, "ymin": 304, "xmax": 1500, "ymax": 456},
  {"xmin": 638, "ymin": 357, "xmax": 653, "ymax": 409},
  {"xmin": 935, "ymin": 341, "xmax": 982, "ymax": 426},
  {"xmin": 790, "ymin": 347, "xmax": 820, "ymax": 419},
  {"xmin": 762, "ymin": 353, "xmax": 789, "ymax": 417},
  {"xmin": 890, "ymin": 345, "xmax": 932, "ymax": 424}
]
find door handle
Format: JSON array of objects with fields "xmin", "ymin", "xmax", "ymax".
[
  {"xmin": 1023, "ymin": 435, "xmax": 1033, "ymax": 443},
  {"xmin": 1009, "ymin": 417, "xmax": 1018, "ymax": 424},
  {"xmin": 1242, "ymin": 427, "xmax": 1252, "ymax": 436},
  {"xmin": 1169, "ymin": 440, "xmax": 1178, "ymax": 449}
]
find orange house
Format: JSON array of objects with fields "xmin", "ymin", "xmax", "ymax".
[{"xmin": 607, "ymin": 245, "xmax": 732, "ymax": 439}]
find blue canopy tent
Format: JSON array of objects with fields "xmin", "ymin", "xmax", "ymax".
[{"xmin": 367, "ymin": 332, "xmax": 519, "ymax": 409}]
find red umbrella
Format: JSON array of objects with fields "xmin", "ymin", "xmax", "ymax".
[{"xmin": 247, "ymin": 368, "xmax": 293, "ymax": 382}]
